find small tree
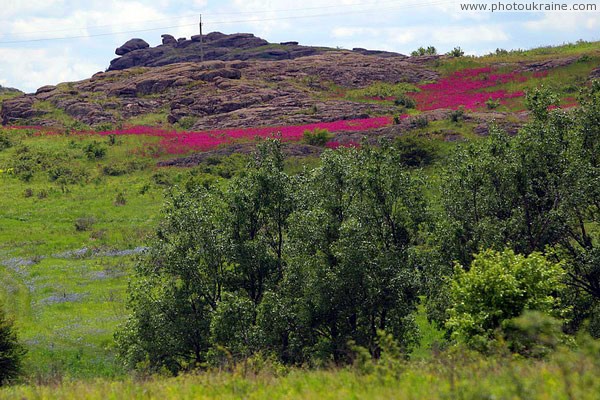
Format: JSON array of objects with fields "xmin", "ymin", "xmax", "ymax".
[
  {"xmin": 0, "ymin": 304, "xmax": 26, "ymax": 385},
  {"xmin": 446, "ymin": 249, "xmax": 566, "ymax": 351}
]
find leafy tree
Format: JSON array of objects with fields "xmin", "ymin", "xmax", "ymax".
[
  {"xmin": 446, "ymin": 249, "xmax": 566, "ymax": 351},
  {"xmin": 269, "ymin": 144, "xmax": 426, "ymax": 364},
  {"xmin": 115, "ymin": 186, "xmax": 226, "ymax": 373},
  {"xmin": 0, "ymin": 304, "xmax": 26, "ymax": 385}
]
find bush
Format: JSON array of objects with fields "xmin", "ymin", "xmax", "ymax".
[
  {"xmin": 83, "ymin": 141, "xmax": 107, "ymax": 160},
  {"xmin": 394, "ymin": 94, "xmax": 416, "ymax": 109},
  {"xmin": 446, "ymin": 249, "xmax": 566, "ymax": 352},
  {"xmin": 448, "ymin": 107, "xmax": 465, "ymax": 123},
  {"xmin": 75, "ymin": 216, "xmax": 96, "ymax": 231},
  {"xmin": 177, "ymin": 116, "xmax": 197, "ymax": 130},
  {"xmin": 0, "ymin": 132, "xmax": 13, "ymax": 151},
  {"xmin": 447, "ymin": 47, "xmax": 465, "ymax": 57},
  {"xmin": 0, "ymin": 304, "xmax": 26, "ymax": 385},
  {"xmin": 501, "ymin": 311, "xmax": 564, "ymax": 358},
  {"xmin": 411, "ymin": 115, "xmax": 429, "ymax": 129},
  {"xmin": 411, "ymin": 46, "xmax": 437, "ymax": 56},
  {"xmin": 114, "ymin": 192, "xmax": 127, "ymax": 206},
  {"xmin": 485, "ymin": 98, "xmax": 500, "ymax": 109},
  {"xmin": 395, "ymin": 135, "xmax": 437, "ymax": 167},
  {"xmin": 302, "ymin": 128, "xmax": 331, "ymax": 146}
]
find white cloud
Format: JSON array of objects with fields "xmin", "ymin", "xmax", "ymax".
[
  {"xmin": 524, "ymin": 12, "xmax": 599, "ymax": 32},
  {"xmin": 0, "ymin": 48, "xmax": 102, "ymax": 92}
]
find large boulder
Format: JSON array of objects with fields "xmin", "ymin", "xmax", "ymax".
[
  {"xmin": 115, "ymin": 38, "xmax": 149, "ymax": 55},
  {"xmin": 161, "ymin": 34, "xmax": 177, "ymax": 45}
]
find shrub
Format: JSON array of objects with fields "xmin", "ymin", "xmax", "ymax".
[
  {"xmin": 411, "ymin": 46, "xmax": 437, "ymax": 56},
  {"xmin": 303, "ymin": 128, "xmax": 331, "ymax": 146},
  {"xmin": 448, "ymin": 107, "xmax": 465, "ymax": 123},
  {"xmin": 177, "ymin": 116, "xmax": 197, "ymax": 130},
  {"xmin": 0, "ymin": 304, "xmax": 26, "ymax": 385},
  {"xmin": 47, "ymin": 165, "xmax": 89, "ymax": 185},
  {"xmin": 395, "ymin": 135, "xmax": 437, "ymax": 167},
  {"xmin": 411, "ymin": 115, "xmax": 429, "ymax": 129},
  {"xmin": 0, "ymin": 132, "xmax": 12, "ymax": 151},
  {"xmin": 75, "ymin": 216, "xmax": 96, "ymax": 232},
  {"xmin": 114, "ymin": 192, "xmax": 127, "ymax": 206},
  {"xmin": 447, "ymin": 47, "xmax": 465, "ymax": 57},
  {"xmin": 446, "ymin": 249, "xmax": 566, "ymax": 352},
  {"xmin": 485, "ymin": 98, "xmax": 500, "ymax": 109},
  {"xmin": 83, "ymin": 141, "xmax": 107, "ymax": 160},
  {"xmin": 394, "ymin": 94, "xmax": 416, "ymax": 109},
  {"xmin": 501, "ymin": 311, "xmax": 564, "ymax": 358}
]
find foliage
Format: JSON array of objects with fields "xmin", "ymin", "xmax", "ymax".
[
  {"xmin": 411, "ymin": 46, "xmax": 437, "ymax": 56},
  {"xmin": 446, "ymin": 249, "xmax": 566, "ymax": 351},
  {"xmin": 302, "ymin": 128, "xmax": 331, "ymax": 146},
  {"xmin": 0, "ymin": 304, "xmax": 26, "ymax": 385},
  {"xmin": 394, "ymin": 135, "xmax": 437, "ymax": 167},
  {"xmin": 83, "ymin": 141, "xmax": 107, "ymax": 160},
  {"xmin": 393, "ymin": 94, "xmax": 416, "ymax": 109},
  {"xmin": 485, "ymin": 97, "xmax": 500, "ymax": 109},
  {"xmin": 118, "ymin": 141, "xmax": 426, "ymax": 371},
  {"xmin": 346, "ymin": 82, "xmax": 420, "ymax": 100},
  {"xmin": 447, "ymin": 47, "xmax": 465, "ymax": 57},
  {"xmin": 448, "ymin": 107, "xmax": 465, "ymax": 123}
]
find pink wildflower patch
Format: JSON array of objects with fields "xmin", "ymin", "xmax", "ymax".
[
  {"xmin": 90, "ymin": 116, "xmax": 392, "ymax": 155},
  {"xmin": 410, "ymin": 68, "xmax": 529, "ymax": 111}
]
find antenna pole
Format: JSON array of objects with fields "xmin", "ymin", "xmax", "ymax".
[{"xmin": 199, "ymin": 14, "xmax": 204, "ymax": 62}]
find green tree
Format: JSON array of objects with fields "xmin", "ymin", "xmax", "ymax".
[
  {"xmin": 269, "ymin": 144, "xmax": 426, "ymax": 363},
  {"xmin": 434, "ymin": 86, "xmax": 600, "ymax": 332},
  {"xmin": 0, "ymin": 304, "xmax": 25, "ymax": 385},
  {"xmin": 116, "ymin": 186, "xmax": 226, "ymax": 373},
  {"xmin": 446, "ymin": 249, "xmax": 566, "ymax": 351}
]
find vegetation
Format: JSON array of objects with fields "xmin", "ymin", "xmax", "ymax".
[
  {"xmin": 0, "ymin": 40, "xmax": 599, "ymax": 396},
  {"xmin": 0, "ymin": 303, "xmax": 25, "ymax": 385}
]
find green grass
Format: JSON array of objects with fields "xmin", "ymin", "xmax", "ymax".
[{"xmin": 2, "ymin": 346, "xmax": 600, "ymax": 399}]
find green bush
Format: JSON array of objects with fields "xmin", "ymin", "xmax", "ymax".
[
  {"xmin": 501, "ymin": 311, "xmax": 564, "ymax": 358},
  {"xmin": 0, "ymin": 304, "xmax": 26, "ymax": 385},
  {"xmin": 302, "ymin": 128, "xmax": 331, "ymax": 146},
  {"xmin": 394, "ymin": 94, "xmax": 416, "ymax": 109},
  {"xmin": 447, "ymin": 47, "xmax": 465, "ymax": 57},
  {"xmin": 395, "ymin": 135, "xmax": 437, "ymax": 167},
  {"xmin": 448, "ymin": 107, "xmax": 465, "ymax": 123},
  {"xmin": 411, "ymin": 46, "xmax": 437, "ymax": 56},
  {"xmin": 0, "ymin": 132, "xmax": 13, "ymax": 151},
  {"xmin": 411, "ymin": 115, "xmax": 429, "ymax": 129},
  {"xmin": 177, "ymin": 116, "xmax": 197, "ymax": 130},
  {"xmin": 446, "ymin": 249, "xmax": 566, "ymax": 352},
  {"xmin": 84, "ymin": 141, "xmax": 107, "ymax": 160},
  {"xmin": 485, "ymin": 98, "xmax": 500, "ymax": 109}
]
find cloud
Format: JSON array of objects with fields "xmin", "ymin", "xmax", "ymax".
[
  {"xmin": 0, "ymin": 47, "xmax": 103, "ymax": 92},
  {"xmin": 524, "ymin": 12, "xmax": 600, "ymax": 32}
]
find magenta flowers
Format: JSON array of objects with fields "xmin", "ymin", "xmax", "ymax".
[
  {"xmin": 411, "ymin": 67, "xmax": 527, "ymax": 111},
  {"xmin": 93, "ymin": 116, "xmax": 393, "ymax": 155}
]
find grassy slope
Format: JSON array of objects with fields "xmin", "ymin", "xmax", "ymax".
[{"xmin": 0, "ymin": 39, "xmax": 598, "ymax": 391}]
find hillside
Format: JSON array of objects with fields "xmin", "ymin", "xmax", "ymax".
[{"xmin": 0, "ymin": 35, "xmax": 599, "ymax": 391}]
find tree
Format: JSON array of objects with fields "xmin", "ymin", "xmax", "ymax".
[
  {"xmin": 268, "ymin": 143, "xmax": 426, "ymax": 364},
  {"xmin": 0, "ymin": 303, "xmax": 25, "ymax": 385},
  {"xmin": 446, "ymin": 249, "xmax": 566, "ymax": 351},
  {"xmin": 117, "ymin": 140, "xmax": 293, "ymax": 372},
  {"xmin": 116, "ymin": 186, "xmax": 226, "ymax": 373},
  {"xmin": 433, "ymin": 85, "xmax": 600, "ymax": 332}
]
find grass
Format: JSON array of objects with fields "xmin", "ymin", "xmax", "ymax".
[{"xmin": 2, "ymin": 346, "xmax": 600, "ymax": 399}]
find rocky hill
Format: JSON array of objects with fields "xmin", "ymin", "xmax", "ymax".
[
  {"xmin": 107, "ymin": 32, "xmax": 405, "ymax": 71},
  {"xmin": 1, "ymin": 47, "xmax": 436, "ymax": 129}
]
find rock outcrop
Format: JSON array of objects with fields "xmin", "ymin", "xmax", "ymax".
[
  {"xmin": 115, "ymin": 38, "xmax": 150, "ymax": 56},
  {"xmin": 107, "ymin": 32, "xmax": 406, "ymax": 71},
  {"xmin": 1, "ymin": 52, "xmax": 436, "ymax": 127}
]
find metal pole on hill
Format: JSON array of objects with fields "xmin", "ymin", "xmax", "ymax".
[{"xmin": 199, "ymin": 14, "xmax": 204, "ymax": 62}]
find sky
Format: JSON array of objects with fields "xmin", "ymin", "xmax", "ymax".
[{"xmin": 0, "ymin": 0, "xmax": 598, "ymax": 92}]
